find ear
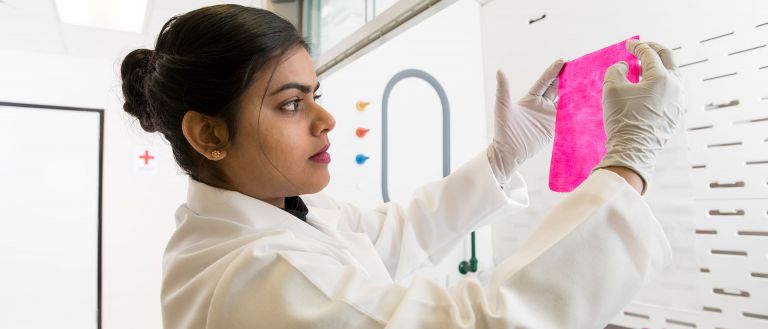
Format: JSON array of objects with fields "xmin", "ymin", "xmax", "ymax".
[{"xmin": 181, "ymin": 111, "xmax": 230, "ymax": 160}]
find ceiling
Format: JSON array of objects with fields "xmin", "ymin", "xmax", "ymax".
[{"xmin": 0, "ymin": 0, "xmax": 264, "ymax": 60}]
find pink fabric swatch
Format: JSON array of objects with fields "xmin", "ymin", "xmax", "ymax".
[{"xmin": 549, "ymin": 36, "xmax": 641, "ymax": 192}]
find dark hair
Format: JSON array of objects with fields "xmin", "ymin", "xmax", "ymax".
[{"xmin": 121, "ymin": 4, "xmax": 308, "ymax": 181}]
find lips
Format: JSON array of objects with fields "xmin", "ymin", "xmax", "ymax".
[{"xmin": 309, "ymin": 144, "xmax": 331, "ymax": 164}]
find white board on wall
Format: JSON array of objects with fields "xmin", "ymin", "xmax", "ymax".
[
  {"xmin": 320, "ymin": 0, "xmax": 487, "ymax": 209},
  {"xmin": 319, "ymin": 0, "xmax": 492, "ymax": 283},
  {"xmin": 0, "ymin": 103, "xmax": 101, "ymax": 329}
]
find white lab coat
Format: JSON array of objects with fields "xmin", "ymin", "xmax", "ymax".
[{"xmin": 161, "ymin": 152, "xmax": 672, "ymax": 329}]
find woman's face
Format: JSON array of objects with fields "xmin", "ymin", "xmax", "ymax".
[{"xmin": 221, "ymin": 47, "xmax": 335, "ymax": 206}]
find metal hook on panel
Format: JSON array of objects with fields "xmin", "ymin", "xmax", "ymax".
[
  {"xmin": 666, "ymin": 319, "xmax": 698, "ymax": 328},
  {"xmin": 706, "ymin": 141, "xmax": 742, "ymax": 148},
  {"xmin": 727, "ymin": 44, "xmax": 766, "ymax": 56},
  {"xmin": 708, "ymin": 181, "xmax": 745, "ymax": 188},
  {"xmin": 711, "ymin": 250, "xmax": 748, "ymax": 256},
  {"xmin": 713, "ymin": 288, "xmax": 750, "ymax": 297},
  {"xmin": 679, "ymin": 58, "xmax": 708, "ymax": 68},
  {"xmin": 734, "ymin": 117, "xmax": 768, "ymax": 125},
  {"xmin": 708, "ymin": 209, "xmax": 745, "ymax": 216},
  {"xmin": 687, "ymin": 125, "xmax": 713, "ymax": 132},
  {"xmin": 622, "ymin": 311, "xmax": 650, "ymax": 320},
  {"xmin": 702, "ymin": 72, "xmax": 738, "ymax": 82},
  {"xmin": 699, "ymin": 32, "xmax": 734, "ymax": 43},
  {"xmin": 704, "ymin": 99, "xmax": 739, "ymax": 110},
  {"xmin": 738, "ymin": 231, "xmax": 768, "ymax": 236},
  {"xmin": 529, "ymin": 14, "xmax": 546, "ymax": 24}
]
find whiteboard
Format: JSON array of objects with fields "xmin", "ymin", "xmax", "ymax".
[
  {"xmin": 0, "ymin": 103, "xmax": 102, "ymax": 329},
  {"xmin": 319, "ymin": 0, "xmax": 491, "ymax": 283}
]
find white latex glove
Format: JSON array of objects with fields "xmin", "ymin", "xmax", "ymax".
[
  {"xmin": 595, "ymin": 40, "xmax": 685, "ymax": 194},
  {"xmin": 487, "ymin": 59, "xmax": 565, "ymax": 185}
]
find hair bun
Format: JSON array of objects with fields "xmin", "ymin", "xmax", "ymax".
[{"xmin": 121, "ymin": 48, "xmax": 158, "ymax": 132}]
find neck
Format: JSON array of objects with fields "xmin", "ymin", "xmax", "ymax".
[
  {"xmin": 195, "ymin": 172, "xmax": 286, "ymax": 208},
  {"xmin": 262, "ymin": 197, "xmax": 285, "ymax": 209}
]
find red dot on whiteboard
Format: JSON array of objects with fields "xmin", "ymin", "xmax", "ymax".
[{"xmin": 356, "ymin": 127, "xmax": 370, "ymax": 138}]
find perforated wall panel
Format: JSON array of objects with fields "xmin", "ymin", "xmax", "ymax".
[{"xmin": 611, "ymin": 20, "xmax": 768, "ymax": 329}]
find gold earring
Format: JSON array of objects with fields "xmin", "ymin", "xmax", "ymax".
[{"xmin": 211, "ymin": 150, "xmax": 223, "ymax": 160}]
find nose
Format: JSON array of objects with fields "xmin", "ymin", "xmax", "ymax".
[{"xmin": 311, "ymin": 103, "xmax": 335, "ymax": 136}]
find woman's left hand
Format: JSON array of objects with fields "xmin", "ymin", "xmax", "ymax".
[{"xmin": 487, "ymin": 59, "xmax": 565, "ymax": 184}]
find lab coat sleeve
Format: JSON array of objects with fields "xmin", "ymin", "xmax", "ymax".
[
  {"xmin": 314, "ymin": 151, "xmax": 531, "ymax": 280},
  {"xmin": 207, "ymin": 169, "xmax": 672, "ymax": 329}
]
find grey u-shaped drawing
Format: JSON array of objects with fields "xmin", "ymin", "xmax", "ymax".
[{"xmin": 381, "ymin": 69, "xmax": 450, "ymax": 202}]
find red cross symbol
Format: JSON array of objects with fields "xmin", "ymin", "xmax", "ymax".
[{"xmin": 139, "ymin": 150, "xmax": 155, "ymax": 165}]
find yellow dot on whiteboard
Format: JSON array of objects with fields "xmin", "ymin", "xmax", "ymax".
[{"xmin": 356, "ymin": 101, "xmax": 370, "ymax": 112}]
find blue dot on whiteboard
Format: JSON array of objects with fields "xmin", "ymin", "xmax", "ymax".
[{"xmin": 355, "ymin": 154, "xmax": 370, "ymax": 165}]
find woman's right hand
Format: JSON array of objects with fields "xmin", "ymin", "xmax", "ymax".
[{"xmin": 594, "ymin": 40, "xmax": 685, "ymax": 194}]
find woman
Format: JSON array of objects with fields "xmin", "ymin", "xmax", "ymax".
[{"xmin": 122, "ymin": 4, "xmax": 684, "ymax": 328}]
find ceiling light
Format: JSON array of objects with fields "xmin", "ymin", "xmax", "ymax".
[{"xmin": 54, "ymin": 0, "xmax": 148, "ymax": 33}]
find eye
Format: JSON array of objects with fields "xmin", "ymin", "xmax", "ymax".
[
  {"xmin": 281, "ymin": 99, "xmax": 302, "ymax": 112},
  {"xmin": 313, "ymin": 93, "xmax": 322, "ymax": 101}
]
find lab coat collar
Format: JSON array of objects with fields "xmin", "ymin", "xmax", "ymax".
[
  {"xmin": 184, "ymin": 178, "xmax": 347, "ymax": 249},
  {"xmin": 305, "ymin": 205, "xmax": 340, "ymax": 229}
]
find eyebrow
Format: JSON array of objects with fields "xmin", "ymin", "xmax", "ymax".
[{"xmin": 269, "ymin": 81, "xmax": 321, "ymax": 96}]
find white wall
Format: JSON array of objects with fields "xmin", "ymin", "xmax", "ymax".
[
  {"xmin": 0, "ymin": 48, "xmax": 185, "ymax": 328},
  {"xmin": 319, "ymin": 0, "xmax": 491, "ymax": 284}
]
